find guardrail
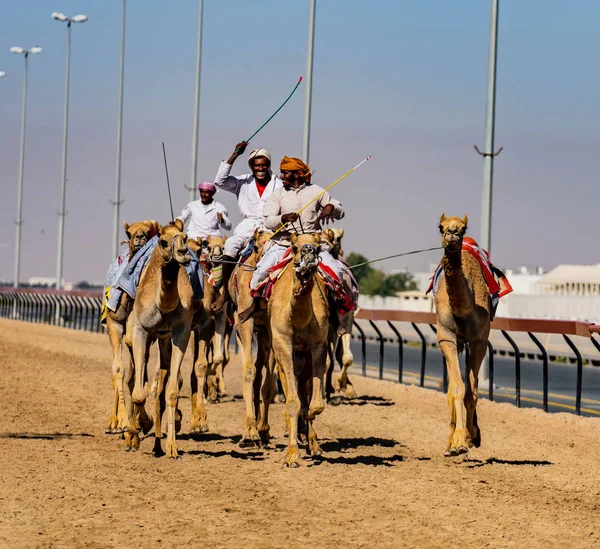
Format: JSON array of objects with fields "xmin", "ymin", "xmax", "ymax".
[
  {"xmin": 0, "ymin": 287, "xmax": 105, "ymax": 333},
  {"xmin": 353, "ymin": 309, "xmax": 600, "ymax": 416},
  {"xmin": 2, "ymin": 288, "xmax": 600, "ymax": 416}
]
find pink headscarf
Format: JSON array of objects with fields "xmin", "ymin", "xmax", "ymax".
[{"xmin": 198, "ymin": 181, "xmax": 216, "ymax": 194}]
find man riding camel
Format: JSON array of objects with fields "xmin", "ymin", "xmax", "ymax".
[
  {"xmin": 211, "ymin": 141, "xmax": 283, "ymax": 312},
  {"xmin": 237, "ymin": 156, "xmax": 345, "ymax": 323},
  {"xmin": 176, "ymin": 181, "xmax": 232, "ymax": 240}
]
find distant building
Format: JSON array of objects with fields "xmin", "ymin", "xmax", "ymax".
[
  {"xmin": 28, "ymin": 277, "xmax": 73, "ymax": 291},
  {"xmin": 535, "ymin": 264, "xmax": 600, "ymax": 296}
]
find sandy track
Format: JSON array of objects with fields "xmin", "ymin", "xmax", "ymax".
[{"xmin": 1, "ymin": 319, "xmax": 599, "ymax": 549}]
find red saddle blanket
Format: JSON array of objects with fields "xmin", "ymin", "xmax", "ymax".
[
  {"xmin": 251, "ymin": 249, "xmax": 355, "ymax": 315},
  {"xmin": 426, "ymin": 237, "xmax": 513, "ymax": 298}
]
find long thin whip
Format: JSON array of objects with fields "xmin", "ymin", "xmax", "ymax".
[
  {"xmin": 349, "ymin": 246, "xmax": 443, "ymax": 270},
  {"xmin": 267, "ymin": 155, "xmax": 372, "ymax": 241},
  {"xmin": 235, "ymin": 76, "xmax": 303, "ymax": 153},
  {"xmin": 162, "ymin": 142, "xmax": 175, "ymax": 221}
]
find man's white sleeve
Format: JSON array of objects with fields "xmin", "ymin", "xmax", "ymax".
[{"xmin": 214, "ymin": 161, "xmax": 248, "ymax": 195}]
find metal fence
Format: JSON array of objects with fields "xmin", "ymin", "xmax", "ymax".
[
  {"xmin": 353, "ymin": 309, "xmax": 600, "ymax": 416},
  {"xmin": 0, "ymin": 287, "xmax": 105, "ymax": 333},
  {"xmin": 2, "ymin": 288, "xmax": 600, "ymax": 416}
]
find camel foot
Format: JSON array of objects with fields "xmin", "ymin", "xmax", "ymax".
[
  {"xmin": 105, "ymin": 417, "xmax": 118, "ymax": 434},
  {"xmin": 344, "ymin": 384, "xmax": 357, "ymax": 399},
  {"xmin": 258, "ymin": 427, "xmax": 271, "ymax": 446},
  {"xmin": 444, "ymin": 445, "xmax": 469, "ymax": 458},
  {"xmin": 165, "ymin": 440, "xmax": 179, "ymax": 460},
  {"xmin": 283, "ymin": 447, "xmax": 302, "ymax": 468},
  {"xmin": 152, "ymin": 438, "xmax": 165, "ymax": 457},
  {"xmin": 124, "ymin": 431, "xmax": 140, "ymax": 452},
  {"xmin": 308, "ymin": 438, "xmax": 322, "ymax": 457},
  {"xmin": 469, "ymin": 427, "xmax": 481, "ymax": 448},
  {"xmin": 240, "ymin": 427, "xmax": 261, "ymax": 448}
]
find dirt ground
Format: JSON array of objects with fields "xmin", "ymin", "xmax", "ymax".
[{"xmin": 1, "ymin": 319, "xmax": 600, "ymax": 549}]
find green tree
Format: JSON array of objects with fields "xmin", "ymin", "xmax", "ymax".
[
  {"xmin": 346, "ymin": 252, "xmax": 372, "ymax": 283},
  {"xmin": 379, "ymin": 271, "xmax": 418, "ymax": 296}
]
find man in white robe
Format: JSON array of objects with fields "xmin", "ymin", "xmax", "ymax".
[
  {"xmin": 177, "ymin": 181, "xmax": 232, "ymax": 240},
  {"xmin": 212, "ymin": 141, "xmax": 283, "ymax": 311},
  {"xmin": 237, "ymin": 156, "xmax": 345, "ymax": 323}
]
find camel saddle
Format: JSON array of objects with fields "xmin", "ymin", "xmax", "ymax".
[
  {"xmin": 426, "ymin": 237, "xmax": 512, "ymax": 318},
  {"xmin": 251, "ymin": 249, "xmax": 355, "ymax": 315}
]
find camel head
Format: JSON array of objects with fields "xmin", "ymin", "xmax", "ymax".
[
  {"xmin": 202, "ymin": 235, "xmax": 226, "ymax": 261},
  {"xmin": 322, "ymin": 227, "xmax": 344, "ymax": 259},
  {"xmin": 439, "ymin": 213, "xmax": 468, "ymax": 254},
  {"xmin": 124, "ymin": 220, "xmax": 161, "ymax": 258},
  {"xmin": 158, "ymin": 219, "xmax": 192, "ymax": 266},
  {"xmin": 291, "ymin": 232, "xmax": 321, "ymax": 278},
  {"xmin": 252, "ymin": 228, "xmax": 275, "ymax": 261}
]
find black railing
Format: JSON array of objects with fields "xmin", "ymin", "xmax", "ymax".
[
  {"xmin": 352, "ymin": 309, "xmax": 600, "ymax": 417},
  {"xmin": 0, "ymin": 288, "xmax": 105, "ymax": 333}
]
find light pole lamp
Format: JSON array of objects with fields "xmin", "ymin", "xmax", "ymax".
[
  {"xmin": 10, "ymin": 45, "xmax": 43, "ymax": 288},
  {"xmin": 52, "ymin": 11, "xmax": 87, "ymax": 290},
  {"xmin": 0, "ymin": 71, "xmax": 6, "ymax": 78}
]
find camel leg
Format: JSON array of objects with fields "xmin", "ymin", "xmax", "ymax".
[
  {"xmin": 336, "ymin": 331, "xmax": 357, "ymax": 398},
  {"xmin": 189, "ymin": 328, "xmax": 201, "ymax": 433},
  {"xmin": 308, "ymin": 341, "xmax": 327, "ymax": 421},
  {"xmin": 465, "ymin": 340, "xmax": 487, "ymax": 448},
  {"xmin": 272, "ymin": 336, "xmax": 301, "ymax": 467},
  {"xmin": 164, "ymin": 327, "xmax": 191, "ymax": 460},
  {"xmin": 439, "ymin": 333, "xmax": 468, "ymax": 457},
  {"xmin": 151, "ymin": 337, "xmax": 171, "ymax": 456},
  {"xmin": 257, "ymin": 351, "xmax": 277, "ymax": 445},
  {"xmin": 106, "ymin": 318, "xmax": 128, "ymax": 434},
  {"xmin": 238, "ymin": 320, "xmax": 260, "ymax": 448},
  {"xmin": 325, "ymin": 329, "xmax": 337, "ymax": 401},
  {"xmin": 193, "ymin": 326, "xmax": 211, "ymax": 434},
  {"xmin": 125, "ymin": 326, "xmax": 151, "ymax": 452},
  {"xmin": 213, "ymin": 311, "xmax": 229, "ymax": 398}
]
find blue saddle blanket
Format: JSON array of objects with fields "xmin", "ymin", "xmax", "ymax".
[{"xmin": 105, "ymin": 236, "xmax": 203, "ymax": 312}]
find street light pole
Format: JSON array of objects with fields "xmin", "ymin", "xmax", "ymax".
[
  {"xmin": 189, "ymin": 0, "xmax": 204, "ymax": 204},
  {"xmin": 10, "ymin": 46, "xmax": 42, "ymax": 288},
  {"xmin": 302, "ymin": 0, "xmax": 316, "ymax": 165},
  {"xmin": 479, "ymin": 0, "xmax": 499, "ymax": 254},
  {"xmin": 52, "ymin": 12, "xmax": 87, "ymax": 290},
  {"xmin": 112, "ymin": 0, "xmax": 126, "ymax": 258}
]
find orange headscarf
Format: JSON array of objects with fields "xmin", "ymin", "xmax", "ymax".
[{"xmin": 280, "ymin": 156, "xmax": 312, "ymax": 183}]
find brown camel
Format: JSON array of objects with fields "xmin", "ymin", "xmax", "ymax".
[
  {"xmin": 186, "ymin": 235, "xmax": 231, "ymax": 435},
  {"xmin": 123, "ymin": 220, "xmax": 194, "ymax": 458},
  {"xmin": 227, "ymin": 228, "xmax": 277, "ymax": 448},
  {"xmin": 105, "ymin": 219, "xmax": 160, "ymax": 434},
  {"xmin": 435, "ymin": 214, "xmax": 490, "ymax": 457},
  {"xmin": 268, "ymin": 232, "xmax": 329, "ymax": 467},
  {"xmin": 322, "ymin": 228, "xmax": 357, "ymax": 399}
]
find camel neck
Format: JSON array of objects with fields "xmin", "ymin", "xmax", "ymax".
[
  {"xmin": 157, "ymin": 260, "xmax": 181, "ymax": 313},
  {"xmin": 441, "ymin": 248, "xmax": 473, "ymax": 318},
  {"xmin": 290, "ymin": 272, "xmax": 317, "ymax": 327}
]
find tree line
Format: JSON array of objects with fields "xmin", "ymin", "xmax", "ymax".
[{"xmin": 346, "ymin": 252, "xmax": 418, "ymax": 296}]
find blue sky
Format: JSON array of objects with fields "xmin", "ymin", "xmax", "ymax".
[{"xmin": 1, "ymin": 1, "xmax": 599, "ymax": 283}]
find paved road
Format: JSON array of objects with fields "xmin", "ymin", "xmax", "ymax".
[{"xmin": 346, "ymin": 340, "xmax": 600, "ymax": 417}]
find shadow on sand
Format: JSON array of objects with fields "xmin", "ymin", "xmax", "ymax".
[
  {"xmin": 0, "ymin": 432, "xmax": 94, "ymax": 440},
  {"xmin": 463, "ymin": 457, "xmax": 553, "ymax": 469},
  {"xmin": 328, "ymin": 395, "xmax": 395, "ymax": 407}
]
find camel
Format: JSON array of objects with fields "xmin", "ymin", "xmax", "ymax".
[
  {"xmin": 123, "ymin": 219, "xmax": 194, "ymax": 458},
  {"xmin": 186, "ymin": 235, "xmax": 232, "ymax": 435},
  {"xmin": 268, "ymin": 232, "xmax": 329, "ymax": 467},
  {"xmin": 435, "ymin": 214, "xmax": 490, "ymax": 457},
  {"xmin": 227, "ymin": 228, "xmax": 278, "ymax": 448},
  {"xmin": 322, "ymin": 228, "xmax": 357, "ymax": 399},
  {"xmin": 105, "ymin": 219, "xmax": 160, "ymax": 434}
]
